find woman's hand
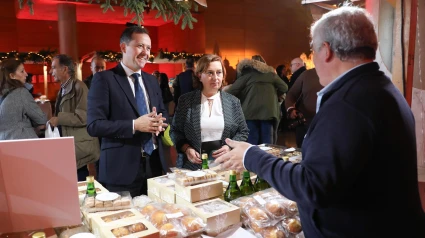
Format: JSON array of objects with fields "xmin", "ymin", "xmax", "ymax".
[
  {"xmin": 212, "ymin": 145, "xmax": 231, "ymax": 158},
  {"xmin": 186, "ymin": 147, "xmax": 202, "ymax": 164}
]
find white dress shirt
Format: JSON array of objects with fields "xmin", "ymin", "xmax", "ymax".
[
  {"xmin": 121, "ymin": 62, "xmax": 157, "ymax": 148},
  {"xmin": 200, "ymin": 92, "xmax": 224, "ymax": 142}
]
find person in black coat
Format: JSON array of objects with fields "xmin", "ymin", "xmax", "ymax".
[
  {"xmin": 172, "ymin": 57, "xmax": 195, "ymax": 108},
  {"xmin": 216, "ymin": 6, "xmax": 425, "ymax": 238},
  {"xmin": 159, "ymin": 72, "xmax": 173, "ymax": 115}
]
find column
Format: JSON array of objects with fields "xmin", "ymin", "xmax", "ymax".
[{"xmin": 57, "ymin": 3, "xmax": 78, "ymax": 61}]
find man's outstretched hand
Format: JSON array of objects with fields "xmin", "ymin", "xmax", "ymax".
[{"xmin": 215, "ymin": 138, "xmax": 252, "ymax": 172}]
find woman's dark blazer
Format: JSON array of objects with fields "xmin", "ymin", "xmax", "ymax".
[{"xmin": 170, "ymin": 89, "xmax": 249, "ymax": 170}]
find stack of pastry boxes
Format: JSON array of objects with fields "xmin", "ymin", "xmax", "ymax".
[
  {"xmin": 77, "ymin": 180, "xmax": 108, "ymax": 204},
  {"xmin": 79, "ymin": 180, "xmax": 160, "ymax": 238},
  {"xmin": 148, "ymin": 169, "xmax": 241, "ymax": 236}
]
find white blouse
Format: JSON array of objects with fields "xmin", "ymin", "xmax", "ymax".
[{"xmin": 200, "ymin": 92, "xmax": 224, "ymax": 142}]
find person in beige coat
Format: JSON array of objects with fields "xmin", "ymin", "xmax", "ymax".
[{"xmin": 49, "ymin": 54, "xmax": 100, "ymax": 181}]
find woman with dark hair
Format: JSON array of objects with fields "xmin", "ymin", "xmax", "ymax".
[
  {"xmin": 0, "ymin": 59, "xmax": 47, "ymax": 140},
  {"xmin": 171, "ymin": 54, "xmax": 249, "ymax": 170},
  {"xmin": 159, "ymin": 72, "xmax": 173, "ymax": 115}
]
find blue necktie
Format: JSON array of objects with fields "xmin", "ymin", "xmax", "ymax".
[{"xmin": 132, "ymin": 73, "xmax": 154, "ymax": 155}]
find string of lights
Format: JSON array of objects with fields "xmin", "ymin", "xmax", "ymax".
[
  {"xmin": 1, "ymin": 49, "xmax": 203, "ymax": 64},
  {"xmin": 158, "ymin": 49, "xmax": 204, "ymax": 61},
  {"xmin": 0, "ymin": 49, "xmax": 56, "ymax": 63}
]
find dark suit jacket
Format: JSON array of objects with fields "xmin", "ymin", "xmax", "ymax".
[
  {"xmin": 87, "ymin": 63, "xmax": 169, "ymax": 185},
  {"xmin": 244, "ymin": 62, "xmax": 425, "ymax": 237},
  {"xmin": 173, "ymin": 69, "xmax": 194, "ymax": 106},
  {"xmin": 171, "ymin": 90, "xmax": 249, "ymax": 170}
]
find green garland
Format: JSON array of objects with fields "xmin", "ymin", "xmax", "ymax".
[
  {"xmin": 158, "ymin": 48, "xmax": 204, "ymax": 61},
  {"xmin": 96, "ymin": 50, "xmax": 155, "ymax": 63},
  {"xmin": 0, "ymin": 49, "xmax": 203, "ymax": 64},
  {"xmin": 0, "ymin": 49, "xmax": 57, "ymax": 63}
]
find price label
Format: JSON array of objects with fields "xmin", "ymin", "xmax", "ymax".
[{"xmin": 253, "ymin": 195, "xmax": 266, "ymax": 206}]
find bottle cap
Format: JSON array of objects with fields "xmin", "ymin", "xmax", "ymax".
[
  {"xmin": 86, "ymin": 176, "xmax": 94, "ymax": 183},
  {"xmin": 201, "ymin": 153, "xmax": 208, "ymax": 160},
  {"xmin": 32, "ymin": 232, "xmax": 46, "ymax": 238},
  {"xmin": 230, "ymin": 170, "xmax": 237, "ymax": 175}
]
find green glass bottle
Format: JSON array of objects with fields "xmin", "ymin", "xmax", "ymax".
[
  {"xmin": 240, "ymin": 171, "xmax": 255, "ymax": 196},
  {"xmin": 86, "ymin": 176, "xmax": 97, "ymax": 197},
  {"xmin": 224, "ymin": 170, "xmax": 241, "ymax": 202},
  {"xmin": 201, "ymin": 153, "xmax": 209, "ymax": 169},
  {"xmin": 254, "ymin": 176, "xmax": 271, "ymax": 192}
]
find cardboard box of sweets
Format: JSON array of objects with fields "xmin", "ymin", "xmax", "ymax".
[
  {"xmin": 148, "ymin": 191, "xmax": 163, "ymax": 203},
  {"xmin": 100, "ymin": 218, "xmax": 159, "ymax": 238},
  {"xmin": 175, "ymin": 195, "xmax": 224, "ymax": 207},
  {"xmin": 175, "ymin": 180, "xmax": 223, "ymax": 203},
  {"xmin": 147, "ymin": 175, "xmax": 175, "ymax": 197},
  {"xmin": 82, "ymin": 191, "xmax": 132, "ymax": 213},
  {"xmin": 188, "ymin": 198, "xmax": 241, "ymax": 236},
  {"xmin": 91, "ymin": 209, "xmax": 144, "ymax": 236},
  {"xmin": 160, "ymin": 185, "xmax": 176, "ymax": 204}
]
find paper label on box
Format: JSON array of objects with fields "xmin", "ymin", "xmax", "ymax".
[
  {"xmin": 253, "ymin": 195, "xmax": 266, "ymax": 206},
  {"xmin": 165, "ymin": 212, "xmax": 184, "ymax": 219},
  {"xmin": 199, "ymin": 184, "xmax": 212, "ymax": 201},
  {"xmin": 196, "ymin": 201, "xmax": 230, "ymax": 213},
  {"xmin": 215, "ymin": 213, "xmax": 228, "ymax": 232}
]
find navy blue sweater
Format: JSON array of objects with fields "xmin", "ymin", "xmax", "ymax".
[{"xmin": 245, "ymin": 63, "xmax": 425, "ymax": 238}]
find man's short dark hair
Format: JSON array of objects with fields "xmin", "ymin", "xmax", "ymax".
[
  {"xmin": 276, "ymin": 64, "xmax": 285, "ymax": 75},
  {"xmin": 120, "ymin": 26, "xmax": 149, "ymax": 44},
  {"xmin": 186, "ymin": 57, "xmax": 195, "ymax": 68},
  {"xmin": 53, "ymin": 54, "xmax": 75, "ymax": 77}
]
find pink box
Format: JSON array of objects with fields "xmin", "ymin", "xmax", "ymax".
[{"xmin": 0, "ymin": 138, "xmax": 81, "ymax": 233}]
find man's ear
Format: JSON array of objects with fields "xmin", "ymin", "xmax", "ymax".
[
  {"xmin": 63, "ymin": 66, "xmax": 69, "ymax": 75},
  {"xmin": 323, "ymin": 42, "xmax": 334, "ymax": 63},
  {"xmin": 120, "ymin": 43, "xmax": 127, "ymax": 54}
]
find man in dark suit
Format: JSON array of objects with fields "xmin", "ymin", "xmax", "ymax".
[
  {"xmin": 87, "ymin": 26, "xmax": 169, "ymax": 197},
  {"xmin": 172, "ymin": 57, "xmax": 195, "ymax": 108},
  {"xmin": 83, "ymin": 57, "xmax": 106, "ymax": 89},
  {"xmin": 216, "ymin": 6, "xmax": 425, "ymax": 238}
]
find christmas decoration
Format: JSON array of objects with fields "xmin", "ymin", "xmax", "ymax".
[
  {"xmin": 0, "ymin": 49, "xmax": 57, "ymax": 63},
  {"xmin": 158, "ymin": 48, "xmax": 204, "ymax": 61},
  {"xmin": 17, "ymin": 0, "xmax": 204, "ymax": 30},
  {"xmin": 95, "ymin": 50, "xmax": 155, "ymax": 62}
]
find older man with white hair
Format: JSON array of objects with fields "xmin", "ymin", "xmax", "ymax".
[{"xmin": 216, "ymin": 6, "xmax": 425, "ymax": 238}]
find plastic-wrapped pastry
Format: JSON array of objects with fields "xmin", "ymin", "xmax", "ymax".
[
  {"xmin": 247, "ymin": 207, "xmax": 269, "ymax": 223},
  {"xmin": 151, "ymin": 210, "xmax": 168, "ymax": 227},
  {"xmin": 104, "ymin": 201, "xmax": 113, "ymax": 208},
  {"xmin": 95, "ymin": 200, "xmax": 104, "ymax": 208},
  {"xmin": 120, "ymin": 197, "xmax": 131, "ymax": 206},
  {"xmin": 262, "ymin": 227, "xmax": 286, "ymax": 238},
  {"xmin": 282, "ymin": 218, "xmax": 302, "ymax": 234},
  {"xmin": 181, "ymin": 216, "xmax": 204, "ymax": 233},
  {"xmin": 113, "ymin": 199, "xmax": 122, "ymax": 207},
  {"xmin": 84, "ymin": 197, "xmax": 95, "ymax": 208},
  {"xmin": 265, "ymin": 200, "xmax": 287, "ymax": 218},
  {"xmin": 140, "ymin": 204, "xmax": 158, "ymax": 216},
  {"xmin": 127, "ymin": 223, "xmax": 146, "ymax": 233},
  {"xmin": 160, "ymin": 223, "xmax": 181, "ymax": 238},
  {"xmin": 111, "ymin": 227, "xmax": 130, "ymax": 237}
]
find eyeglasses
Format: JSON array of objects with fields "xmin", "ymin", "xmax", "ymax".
[{"xmin": 203, "ymin": 71, "xmax": 223, "ymax": 77}]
